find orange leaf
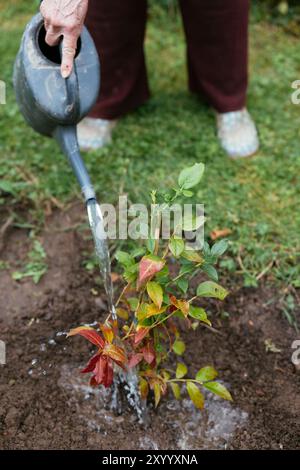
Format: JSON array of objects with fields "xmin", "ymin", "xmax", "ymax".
[
  {"xmin": 67, "ymin": 326, "xmax": 104, "ymax": 349},
  {"xmin": 210, "ymin": 228, "xmax": 232, "ymax": 241},
  {"xmin": 139, "ymin": 378, "xmax": 149, "ymax": 400},
  {"xmin": 111, "ymin": 272, "xmax": 121, "ymax": 283},
  {"xmin": 134, "ymin": 327, "xmax": 150, "ymax": 346},
  {"xmin": 103, "ymin": 344, "xmax": 127, "ymax": 365},
  {"xmin": 100, "ymin": 324, "xmax": 114, "ymax": 344},
  {"xmin": 169, "ymin": 295, "xmax": 190, "ymax": 317}
]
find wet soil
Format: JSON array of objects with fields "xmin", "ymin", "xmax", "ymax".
[{"xmin": 0, "ymin": 204, "xmax": 299, "ymax": 450}]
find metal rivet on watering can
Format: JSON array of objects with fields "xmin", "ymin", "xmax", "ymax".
[{"xmin": 13, "ymin": 13, "xmax": 100, "ymax": 203}]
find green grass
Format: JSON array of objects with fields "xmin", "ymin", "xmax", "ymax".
[{"xmin": 0, "ymin": 0, "xmax": 300, "ymax": 288}]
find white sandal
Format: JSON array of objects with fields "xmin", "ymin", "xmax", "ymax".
[
  {"xmin": 216, "ymin": 108, "xmax": 259, "ymax": 159},
  {"xmin": 77, "ymin": 117, "xmax": 117, "ymax": 151}
]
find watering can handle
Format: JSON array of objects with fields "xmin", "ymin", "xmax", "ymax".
[{"xmin": 59, "ymin": 41, "xmax": 80, "ymax": 122}]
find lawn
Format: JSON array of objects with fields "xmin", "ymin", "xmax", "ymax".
[{"xmin": 0, "ymin": 0, "xmax": 300, "ymax": 290}]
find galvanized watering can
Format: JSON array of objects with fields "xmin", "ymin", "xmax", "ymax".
[{"xmin": 13, "ymin": 13, "xmax": 100, "ymax": 202}]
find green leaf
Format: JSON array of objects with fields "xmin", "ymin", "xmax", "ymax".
[
  {"xmin": 181, "ymin": 250, "xmax": 203, "ymax": 264},
  {"xmin": 0, "ymin": 180, "xmax": 15, "ymax": 194},
  {"xmin": 201, "ymin": 264, "xmax": 218, "ymax": 282},
  {"xmin": 172, "ymin": 340, "xmax": 186, "ymax": 356},
  {"xmin": 170, "ymin": 382, "xmax": 181, "ymax": 400},
  {"xmin": 153, "ymin": 382, "xmax": 161, "ymax": 408},
  {"xmin": 196, "ymin": 366, "xmax": 218, "ymax": 383},
  {"xmin": 115, "ymin": 251, "xmax": 134, "ymax": 267},
  {"xmin": 203, "ymin": 241, "xmax": 211, "ymax": 257},
  {"xmin": 169, "ymin": 237, "xmax": 185, "ymax": 258},
  {"xmin": 123, "ymin": 263, "xmax": 139, "ymax": 283},
  {"xmin": 131, "ymin": 247, "xmax": 146, "ymax": 258},
  {"xmin": 197, "ymin": 281, "xmax": 228, "ymax": 300},
  {"xmin": 189, "ymin": 306, "xmax": 211, "ymax": 325},
  {"xmin": 147, "ymin": 237, "xmax": 156, "ymax": 254},
  {"xmin": 178, "ymin": 163, "xmax": 205, "ymax": 190},
  {"xmin": 116, "ymin": 308, "xmax": 129, "ymax": 320},
  {"xmin": 176, "ymin": 362, "xmax": 188, "ymax": 379},
  {"xmin": 203, "ymin": 381, "xmax": 232, "ymax": 401},
  {"xmin": 187, "ymin": 381, "xmax": 205, "ymax": 409},
  {"xmin": 155, "ymin": 265, "xmax": 169, "ymax": 283},
  {"xmin": 211, "ymin": 239, "xmax": 228, "ymax": 257},
  {"xmin": 128, "ymin": 297, "xmax": 139, "ymax": 310},
  {"xmin": 182, "ymin": 190, "xmax": 194, "ymax": 198},
  {"xmin": 177, "ymin": 278, "xmax": 188, "ymax": 294},
  {"xmin": 146, "ymin": 281, "xmax": 163, "ymax": 308}
]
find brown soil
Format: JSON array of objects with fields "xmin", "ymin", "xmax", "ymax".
[{"xmin": 0, "ymin": 204, "xmax": 299, "ymax": 450}]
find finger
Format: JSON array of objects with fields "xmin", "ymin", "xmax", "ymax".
[
  {"xmin": 61, "ymin": 35, "xmax": 77, "ymax": 78},
  {"xmin": 45, "ymin": 26, "xmax": 61, "ymax": 47}
]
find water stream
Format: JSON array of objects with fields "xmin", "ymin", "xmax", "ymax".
[
  {"xmin": 86, "ymin": 199, "xmax": 146, "ymax": 422},
  {"xmin": 86, "ymin": 199, "xmax": 116, "ymax": 319}
]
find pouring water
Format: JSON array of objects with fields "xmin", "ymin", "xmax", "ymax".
[
  {"xmin": 86, "ymin": 199, "xmax": 116, "ymax": 320},
  {"xmin": 86, "ymin": 199, "xmax": 147, "ymax": 422}
]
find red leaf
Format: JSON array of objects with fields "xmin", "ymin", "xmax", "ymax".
[
  {"xmin": 81, "ymin": 353, "xmax": 101, "ymax": 374},
  {"xmin": 134, "ymin": 327, "xmax": 150, "ymax": 346},
  {"xmin": 137, "ymin": 256, "xmax": 165, "ymax": 289},
  {"xmin": 128, "ymin": 353, "xmax": 143, "ymax": 368},
  {"xmin": 67, "ymin": 326, "xmax": 105, "ymax": 349},
  {"xmin": 93, "ymin": 355, "xmax": 107, "ymax": 384},
  {"xmin": 169, "ymin": 304, "xmax": 177, "ymax": 314},
  {"xmin": 103, "ymin": 359, "xmax": 114, "ymax": 388},
  {"xmin": 142, "ymin": 343, "xmax": 156, "ymax": 366},
  {"xmin": 90, "ymin": 376, "xmax": 98, "ymax": 387}
]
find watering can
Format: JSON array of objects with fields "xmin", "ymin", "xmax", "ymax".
[{"xmin": 13, "ymin": 13, "xmax": 100, "ymax": 203}]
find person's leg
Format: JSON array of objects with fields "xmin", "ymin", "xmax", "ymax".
[
  {"xmin": 85, "ymin": 0, "xmax": 149, "ymax": 120},
  {"xmin": 179, "ymin": 0, "xmax": 258, "ymax": 158},
  {"xmin": 179, "ymin": 0, "xmax": 249, "ymax": 113}
]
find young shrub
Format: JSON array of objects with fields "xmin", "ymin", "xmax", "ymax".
[{"xmin": 68, "ymin": 163, "xmax": 232, "ymax": 409}]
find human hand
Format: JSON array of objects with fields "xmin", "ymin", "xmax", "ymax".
[{"xmin": 40, "ymin": 0, "xmax": 89, "ymax": 78}]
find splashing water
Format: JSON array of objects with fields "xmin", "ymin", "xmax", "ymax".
[{"xmin": 86, "ymin": 199, "xmax": 146, "ymax": 421}]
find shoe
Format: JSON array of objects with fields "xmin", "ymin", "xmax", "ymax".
[
  {"xmin": 216, "ymin": 108, "xmax": 259, "ymax": 158},
  {"xmin": 77, "ymin": 117, "xmax": 117, "ymax": 151}
]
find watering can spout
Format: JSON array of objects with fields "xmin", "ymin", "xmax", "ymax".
[{"xmin": 54, "ymin": 126, "xmax": 96, "ymax": 203}]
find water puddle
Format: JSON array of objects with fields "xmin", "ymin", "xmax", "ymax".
[
  {"xmin": 162, "ymin": 391, "xmax": 248, "ymax": 450},
  {"xmin": 58, "ymin": 364, "xmax": 137, "ymax": 433},
  {"xmin": 58, "ymin": 364, "xmax": 247, "ymax": 449}
]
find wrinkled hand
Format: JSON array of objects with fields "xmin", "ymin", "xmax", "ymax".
[{"xmin": 40, "ymin": 0, "xmax": 89, "ymax": 78}]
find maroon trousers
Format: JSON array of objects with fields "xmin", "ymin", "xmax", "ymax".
[{"xmin": 85, "ymin": 0, "xmax": 250, "ymax": 120}]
